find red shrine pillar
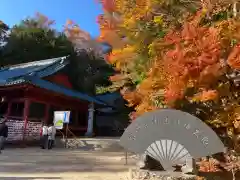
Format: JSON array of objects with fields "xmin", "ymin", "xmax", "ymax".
[{"xmin": 22, "ymin": 99, "xmax": 30, "ymax": 141}]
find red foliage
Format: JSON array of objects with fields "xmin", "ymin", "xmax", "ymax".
[
  {"xmin": 122, "ymin": 89, "xmax": 142, "ymax": 108},
  {"xmin": 97, "ymin": 14, "xmax": 116, "ymax": 30},
  {"xmin": 164, "ymin": 81, "xmax": 185, "ymax": 105},
  {"xmin": 97, "ymin": 0, "xmax": 115, "ymax": 12},
  {"xmin": 227, "ymin": 44, "xmax": 240, "ymax": 70},
  {"xmin": 109, "ymin": 74, "xmax": 125, "ymax": 81},
  {"xmin": 193, "ymin": 89, "xmax": 218, "ymax": 102},
  {"xmin": 199, "ymin": 158, "xmax": 222, "ymax": 172},
  {"xmin": 63, "ymin": 20, "xmax": 90, "ymax": 43},
  {"xmin": 162, "ymin": 15, "xmax": 222, "ymax": 105}
]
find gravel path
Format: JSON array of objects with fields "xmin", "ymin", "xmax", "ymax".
[{"xmin": 0, "ymin": 148, "xmax": 136, "ymax": 180}]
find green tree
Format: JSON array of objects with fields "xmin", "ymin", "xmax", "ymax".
[
  {"xmin": 0, "ymin": 13, "xmax": 73, "ymax": 66},
  {"xmin": 0, "ymin": 13, "xmax": 114, "ymax": 95},
  {"xmin": 0, "ymin": 20, "xmax": 9, "ymax": 43},
  {"xmin": 69, "ymin": 50, "xmax": 115, "ymax": 95},
  {"xmin": 63, "ymin": 20, "xmax": 115, "ymax": 95}
]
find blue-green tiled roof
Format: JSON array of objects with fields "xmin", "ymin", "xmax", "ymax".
[
  {"xmin": 24, "ymin": 76, "xmax": 106, "ymax": 105},
  {"xmin": 0, "ymin": 56, "xmax": 69, "ymax": 85},
  {"xmin": 0, "ymin": 56, "xmax": 107, "ymax": 105}
]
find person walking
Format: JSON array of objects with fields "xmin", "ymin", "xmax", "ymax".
[
  {"xmin": 40, "ymin": 122, "xmax": 48, "ymax": 149},
  {"xmin": 47, "ymin": 123, "xmax": 56, "ymax": 149},
  {"xmin": 0, "ymin": 120, "xmax": 8, "ymax": 153}
]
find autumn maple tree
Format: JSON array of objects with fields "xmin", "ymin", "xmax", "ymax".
[
  {"xmin": 96, "ymin": 2, "xmax": 240, "ymax": 156},
  {"xmin": 96, "ymin": 3, "xmax": 240, "ymax": 176}
]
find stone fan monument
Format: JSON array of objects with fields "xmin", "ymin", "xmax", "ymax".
[{"xmin": 120, "ymin": 109, "xmax": 225, "ymax": 174}]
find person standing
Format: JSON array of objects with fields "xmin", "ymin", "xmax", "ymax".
[
  {"xmin": 0, "ymin": 120, "xmax": 8, "ymax": 153},
  {"xmin": 40, "ymin": 122, "xmax": 48, "ymax": 149},
  {"xmin": 47, "ymin": 123, "xmax": 56, "ymax": 149}
]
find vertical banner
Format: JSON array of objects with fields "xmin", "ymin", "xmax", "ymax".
[
  {"xmin": 53, "ymin": 111, "xmax": 71, "ymax": 129},
  {"xmin": 63, "ymin": 111, "xmax": 71, "ymax": 124}
]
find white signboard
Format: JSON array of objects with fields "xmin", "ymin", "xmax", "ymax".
[{"xmin": 53, "ymin": 111, "xmax": 71, "ymax": 129}]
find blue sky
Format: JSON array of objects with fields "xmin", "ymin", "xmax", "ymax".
[{"xmin": 0, "ymin": 0, "xmax": 103, "ymax": 38}]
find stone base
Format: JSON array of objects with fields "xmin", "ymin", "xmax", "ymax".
[
  {"xmin": 129, "ymin": 168, "xmax": 196, "ymax": 180},
  {"xmin": 84, "ymin": 132, "xmax": 94, "ymax": 137}
]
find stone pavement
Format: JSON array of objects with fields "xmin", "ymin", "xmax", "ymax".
[{"xmin": 0, "ymin": 148, "xmax": 136, "ymax": 180}]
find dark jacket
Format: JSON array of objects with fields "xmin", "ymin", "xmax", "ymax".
[{"xmin": 0, "ymin": 124, "xmax": 8, "ymax": 138}]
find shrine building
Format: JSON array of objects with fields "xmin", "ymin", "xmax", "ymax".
[{"xmin": 0, "ymin": 56, "xmax": 107, "ymax": 143}]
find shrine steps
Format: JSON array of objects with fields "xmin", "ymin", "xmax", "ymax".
[{"xmin": 54, "ymin": 137, "xmax": 125, "ymax": 152}]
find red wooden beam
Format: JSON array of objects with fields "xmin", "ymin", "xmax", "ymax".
[
  {"xmin": 27, "ymin": 96, "xmax": 87, "ymax": 111},
  {"xmin": 0, "ymin": 84, "xmax": 28, "ymax": 91},
  {"xmin": 22, "ymin": 99, "xmax": 30, "ymax": 141},
  {"xmin": 25, "ymin": 86, "xmax": 88, "ymax": 111},
  {"xmin": 0, "ymin": 83, "xmax": 92, "ymax": 111}
]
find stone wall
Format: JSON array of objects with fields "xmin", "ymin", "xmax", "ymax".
[
  {"xmin": 6, "ymin": 119, "xmax": 24, "ymax": 141},
  {"xmin": 25, "ymin": 121, "xmax": 42, "ymax": 141},
  {"xmin": 2, "ymin": 119, "xmax": 41, "ymax": 142}
]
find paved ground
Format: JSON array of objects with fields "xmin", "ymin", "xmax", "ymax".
[{"xmin": 0, "ymin": 148, "xmax": 136, "ymax": 180}]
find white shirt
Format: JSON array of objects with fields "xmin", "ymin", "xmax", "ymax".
[
  {"xmin": 48, "ymin": 126, "xmax": 56, "ymax": 140},
  {"xmin": 42, "ymin": 126, "xmax": 48, "ymax": 136}
]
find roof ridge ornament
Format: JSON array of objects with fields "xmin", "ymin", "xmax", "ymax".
[{"xmin": 6, "ymin": 56, "xmax": 68, "ymax": 70}]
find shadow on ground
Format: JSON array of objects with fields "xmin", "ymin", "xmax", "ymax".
[{"xmin": 0, "ymin": 148, "xmax": 135, "ymax": 179}]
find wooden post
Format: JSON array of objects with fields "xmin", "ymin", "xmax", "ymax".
[
  {"xmin": 125, "ymin": 151, "xmax": 128, "ymax": 165},
  {"xmin": 65, "ymin": 123, "xmax": 69, "ymax": 148},
  {"xmin": 23, "ymin": 99, "xmax": 30, "ymax": 142}
]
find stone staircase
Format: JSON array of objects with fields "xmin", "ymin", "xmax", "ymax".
[{"xmin": 54, "ymin": 137, "xmax": 125, "ymax": 152}]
